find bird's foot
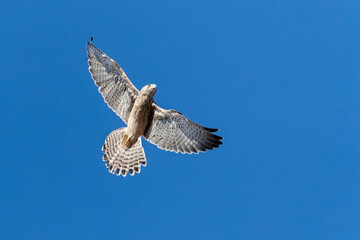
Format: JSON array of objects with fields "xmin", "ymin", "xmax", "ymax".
[{"xmin": 121, "ymin": 133, "xmax": 131, "ymax": 151}]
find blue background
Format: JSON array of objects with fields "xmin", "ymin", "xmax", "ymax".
[{"xmin": 1, "ymin": 0, "xmax": 359, "ymax": 239}]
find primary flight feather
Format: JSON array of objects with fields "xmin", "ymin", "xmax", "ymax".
[{"xmin": 87, "ymin": 39, "xmax": 223, "ymax": 177}]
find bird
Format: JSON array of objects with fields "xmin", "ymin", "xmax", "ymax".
[{"xmin": 86, "ymin": 39, "xmax": 223, "ymax": 177}]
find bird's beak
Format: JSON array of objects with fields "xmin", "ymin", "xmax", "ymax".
[{"xmin": 150, "ymin": 84, "xmax": 157, "ymax": 94}]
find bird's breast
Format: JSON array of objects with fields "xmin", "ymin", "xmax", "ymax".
[{"xmin": 127, "ymin": 95, "xmax": 153, "ymax": 137}]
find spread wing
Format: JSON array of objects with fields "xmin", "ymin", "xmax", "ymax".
[
  {"xmin": 87, "ymin": 40, "xmax": 139, "ymax": 124},
  {"xmin": 144, "ymin": 105, "xmax": 223, "ymax": 154}
]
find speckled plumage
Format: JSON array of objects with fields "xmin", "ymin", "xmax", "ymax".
[{"xmin": 87, "ymin": 40, "xmax": 223, "ymax": 177}]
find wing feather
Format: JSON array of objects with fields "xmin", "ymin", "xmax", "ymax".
[
  {"xmin": 144, "ymin": 105, "xmax": 223, "ymax": 154},
  {"xmin": 87, "ymin": 41, "xmax": 139, "ymax": 123}
]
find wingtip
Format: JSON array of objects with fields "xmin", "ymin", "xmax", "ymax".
[
  {"xmin": 203, "ymin": 127, "xmax": 219, "ymax": 132},
  {"xmin": 86, "ymin": 36, "xmax": 94, "ymax": 44}
]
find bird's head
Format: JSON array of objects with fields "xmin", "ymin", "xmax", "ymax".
[{"xmin": 140, "ymin": 84, "xmax": 157, "ymax": 98}]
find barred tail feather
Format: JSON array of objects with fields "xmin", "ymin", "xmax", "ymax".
[{"xmin": 102, "ymin": 128, "xmax": 146, "ymax": 177}]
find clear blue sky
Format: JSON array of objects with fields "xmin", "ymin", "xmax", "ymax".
[{"xmin": 1, "ymin": 0, "xmax": 359, "ymax": 239}]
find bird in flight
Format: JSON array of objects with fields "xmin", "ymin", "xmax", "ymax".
[{"xmin": 87, "ymin": 39, "xmax": 223, "ymax": 177}]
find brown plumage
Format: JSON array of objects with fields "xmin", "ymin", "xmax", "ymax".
[
  {"xmin": 121, "ymin": 85, "xmax": 155, "ymax": 150},
  {"xmin": 87, "ymin": 39, "xmax": 223, "ymax": 177}
]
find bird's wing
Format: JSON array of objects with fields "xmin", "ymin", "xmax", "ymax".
[
  {"xmin": 87, "ymin": 41, "xmax": 139, "ymax": 124},
  {"xmin": 144, "ymin": 105, "xmax": 223, "ymax": 154}
]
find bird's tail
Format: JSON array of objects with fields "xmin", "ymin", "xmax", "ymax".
[{"xmin": 102, "ymin": 127, "xmax": 147, "ymax": 177}]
